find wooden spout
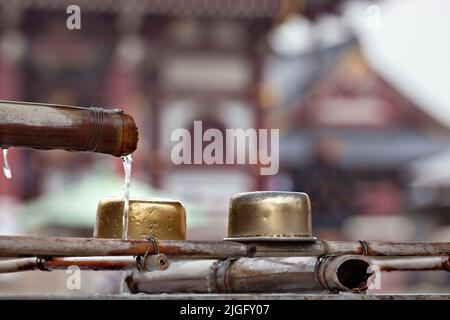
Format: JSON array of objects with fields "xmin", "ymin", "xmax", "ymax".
[{"xmin": 0, "ymin": 100, "xmax": 138, "ymax": 157}]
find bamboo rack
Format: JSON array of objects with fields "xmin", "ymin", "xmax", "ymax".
[{"xmin": 0, "ymin": 235, "xmax": 449, "ymax": 258}]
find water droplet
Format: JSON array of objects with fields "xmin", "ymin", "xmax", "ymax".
[{"xmin": 2, "ymin": 149, "xmax": 12, "ymax": 179}]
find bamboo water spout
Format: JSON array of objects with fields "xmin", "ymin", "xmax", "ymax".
[{"xmin": 0, "ymin": 100, "xmax": 138, "ymax": 156}]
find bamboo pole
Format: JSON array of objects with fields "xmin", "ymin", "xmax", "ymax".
[
  {"xmin": 0, "ymin": 254, "xmax": 169, "ymax": 273},
  {"xmin": 0, "ymin": 235, "xmax": 449, "ymax": 258},
  {"xmin": 0, "ymin": 236, "xmax": 248, "ymax": 258},
  {"xmin": 371, "ymin": 256, "xmax": 450, "ymax": 272},
  {"xmin": 127, "ymin": 255, "xmax": 374, "ymax": 294},
  {"xmin": 0, "ymin": 100, "xmax": 138, "ymax": 156}
]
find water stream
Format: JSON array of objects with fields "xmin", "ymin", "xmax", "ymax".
[
  {"xmin": 120, "ymin": 154, "xmax": 133, "ymax": 294},
  {"xmin": 121, "ymin": 154, "xmax": 133, "ymax": 240},
  {"xmin": 2, "ymin": 149, "xmax": 11, "ymax": 179}
]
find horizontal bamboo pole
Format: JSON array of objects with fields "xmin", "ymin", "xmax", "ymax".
[
  {"xmin": 0, "ymin": 254, "xmax": 169, "ymax": 273},
  {"xmin": 0, "ymin": 100, "xmax": 138, "ymax": 156},
  {"xmin": 0, "ymin": 235, "xmax": 449, "ymax": 258},
  {"xmin": 0, "ymin": 236, "xmax": 247, "ymax": 258},
  {"xmin": 127, "ymin": 256, "xmax": 374, "ymax": 294},
  {"xmin": 372, "ymin": 256, "xmax": 450, "ymax": 272}
]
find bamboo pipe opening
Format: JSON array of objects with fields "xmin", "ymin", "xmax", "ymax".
[{"xmin": 335, "ymin": 258, "xmax": 372, "ymax": 292}]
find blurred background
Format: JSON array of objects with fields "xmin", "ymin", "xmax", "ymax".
[{"xmin": 0, "ymin": 0, "xmax": 449, "ymax": 294}]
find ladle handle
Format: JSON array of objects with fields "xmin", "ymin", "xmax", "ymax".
[{"xmin": 0, "ymin": 100, "xmax": 138, "ymax": 157}]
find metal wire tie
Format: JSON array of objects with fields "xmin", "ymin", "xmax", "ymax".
[
  {"xmin": 359, "ymin": 240, "xmax": 369, "ymax": 256},
  {"xmin": 136, "ymin": 237, "xmax": 159, "ymax": 272},
  {"xmin": 36, "ymin": 257, "xmax": 52, "ymax": 272}
]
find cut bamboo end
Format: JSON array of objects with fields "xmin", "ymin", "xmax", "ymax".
[{"xmin": 118, "ymin": 113, "xmax": 139, "ymax": 156}]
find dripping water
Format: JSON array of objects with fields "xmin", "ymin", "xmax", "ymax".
[
  {"xmin": 2, "ymin": 149, "xmax": 11, "ymax": 179},
  {"xmin": 121, "ymin": 154, "xmax": 133, "ymax": 240}
]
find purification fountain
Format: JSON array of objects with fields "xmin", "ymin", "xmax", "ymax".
[{"xmin": 0, "ymin": 100, "xmax": 449, "ymax": 299}]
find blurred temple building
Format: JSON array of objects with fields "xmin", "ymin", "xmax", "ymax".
[{"xmin": 0, "ymin": 0, "xmax": 350, "ymax": 238}]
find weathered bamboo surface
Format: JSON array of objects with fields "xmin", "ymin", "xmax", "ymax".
[
  {"xmin": 0, "ymin": 255, "xmax": 169, "ymax": 273},
  {"xmin": 0, "ymin": 235, "xmax": 448, "ymax": 258},
  {"xmin": 372, "ymin": 256, "xmax": 450, "ymax": 272},
  {"xmin": 0, "ymin": 100, "xmax": 138, "ymax": 156},
  {"xmin": 127, "ymin": 255, "xmax": 373, "ymax": 294}
]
